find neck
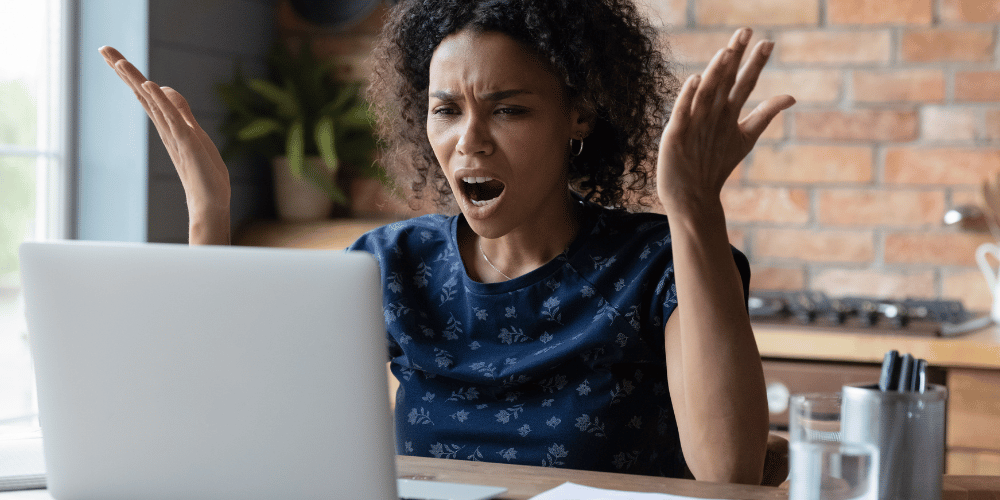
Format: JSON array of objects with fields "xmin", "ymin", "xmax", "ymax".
[{"xmin": 473, "ymin": 190, "xmax": 581, "ymax": 281}]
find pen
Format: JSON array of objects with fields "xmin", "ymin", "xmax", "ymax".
[
  {"xmin": 879, "ymin": 350, "xmax": 899, "ymax": 392},
  {"xmin": 917, "ymin": 359, "xmax": 928, "ymax": 393},
  {"xmin": 897, "ymin": 353, "xmax": 914, "ymax": 392}
]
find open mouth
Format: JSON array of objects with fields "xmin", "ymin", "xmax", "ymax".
[{"xmin": 462, "ymin": 177, "xmax": 505, "ymax": 207}]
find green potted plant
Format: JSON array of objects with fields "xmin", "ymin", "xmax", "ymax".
[{"xmin": 216, "ymin": 41, "xmax": 380, "ymax": 220}]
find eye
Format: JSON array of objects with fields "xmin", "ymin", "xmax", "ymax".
[
  {"xmin": 495, "ymin": 106, "xmax": 527, "ymax": 116},
  {"xmin": 431, "ymin": 105, "xmax": 459, "ymax": 116}
]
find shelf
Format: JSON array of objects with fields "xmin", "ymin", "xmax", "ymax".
[{"xmin": 234, "ymin": 218, "xmax": 397, "ymax": 250}]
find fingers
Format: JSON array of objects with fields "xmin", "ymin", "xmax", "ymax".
[
  {"xmin": 163, "ymin": 87, "xmax": 224, "ymax": 167},
  {"xmin": 695, "ymin": 28, "xmax": 753, "ymax": 114},
  {"xmin": 720, "ymin": 29, "xmax": 751, "ymax": 99},
  {"xmin": 98, "ymin": 46, "xmax": 126, "ymax": 69},
  {"xmin": 99, "ymin": 47, "xmax": 211, "ymax": 177},
  {"xmin": 665, "ymin": 74, "xmax": 701, "ymax": 138},
  {"xmin": 103, "ymin": 49, "xmax": 159, "ymax": 124},
  {"xmin": 681, "ymin": 28, "xmax": 789, "ymax": 134},
  {"xmin": 691, "ymin": 48, "xmax": 732, "ymax": 121},
  {"xmin": 112, "ymin": 59, "xmax": 150, "ymax": 98},
  {"xmin": 142, "ymin": 81, "xmax": 189, "ymax": 140},
  {"xmin": 730, "ymin": 40, "xmax": 776, "ymax": 109},
  {"xmin": 739, "ymin": 94, "xmax": 796, "ymax": 142},
  {"xmin": 162, "ymin": 87, "xmax": 200, "ymax": 130},
  {"xmin": 100, "ymin": 46, "xmax": 152, "ymax": 98},
  {"xmin": 100, "ymin": 48, "xmax": 183, "ymax": 145},
  {"xmin": 100, "ymin": 46, "xmax": 155, "ymax": 108}
]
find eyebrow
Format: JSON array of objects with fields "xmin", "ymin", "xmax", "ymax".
[{"xmin": 429, "ymin": 89, "xmax": 532, "ymax": 101}]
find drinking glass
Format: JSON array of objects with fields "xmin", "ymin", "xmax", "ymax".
[{"xmin": 789, "ymin": 393, "xmax": 879, "ymax": 500}]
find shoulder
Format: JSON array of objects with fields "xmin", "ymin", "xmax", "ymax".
[
  {"xmin": 348, "ymin": 214, "xmax": 454, "ymax": 255},
  {"xmin": 578, "ymin": 205, "xmax": 750, "ymax": 288},
  {"xmin": 587, "ymin": 206, "xmax": 673, "ymax": 254}
]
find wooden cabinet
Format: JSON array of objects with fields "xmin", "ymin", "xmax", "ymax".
[
  {"xmin": 947, "ymin": 369, "xmax": 1000, "ymax": 474},
  {"xmin": 762, "ymin": 359, "xmax": 883, "ymax": 427},
  {"xmin": 948, "ymin": 450, "xmax": 1000, "ymax": 475}
]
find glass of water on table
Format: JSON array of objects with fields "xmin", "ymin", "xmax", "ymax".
[{"xmin": 789, "ymin": 393, "xmax": 879, "ymax": 500}]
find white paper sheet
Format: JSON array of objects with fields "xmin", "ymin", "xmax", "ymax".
[
  {"xmin": 528, "ymin": 482, "xmax": 732, "ymax": 500},
  {"xmin": 0, "ymin": 432, "xmax": 46, "ymax": 492}
]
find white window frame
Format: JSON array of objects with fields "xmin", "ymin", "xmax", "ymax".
[
  {"xmin": 0, "ymin": 0, "xmax": 72, "ymax": 431},
  {"xmin": 0, "ymin": 0, "xmax": 71, "ymax": 242}
]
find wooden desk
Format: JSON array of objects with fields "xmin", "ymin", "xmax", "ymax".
[
  {"xmin": 400, "ymin": 456, "xmax": 1000, "ymax": 499},
  {"xmin": 397, "ymin": 455, "xmax": 786, "ymax": 499},
  {"xmin": 5, "ymin": 456, "xmax": 998, "ymax": 499}
]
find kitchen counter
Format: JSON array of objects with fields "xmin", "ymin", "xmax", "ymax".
[{"xmin": 755, "ymin": 322, "xmax": 1000, "ymax": 370}]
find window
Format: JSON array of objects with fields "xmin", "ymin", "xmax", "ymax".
[{"xmin": 0, "ymin": 0, "xmax": 69, "ymax": 434}]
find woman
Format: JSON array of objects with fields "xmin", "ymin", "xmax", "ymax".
[{"xmin": 100, "ymin": 0, "xmax": 794, "ymax": 484}]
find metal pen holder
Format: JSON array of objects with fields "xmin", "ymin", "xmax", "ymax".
[{"xmin": 841, "ymin": 383, "xmax": 947, "ymax": 500}]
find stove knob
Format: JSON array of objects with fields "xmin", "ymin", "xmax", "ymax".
[
  {"xmin": 886, "ymin": 308, "xmax": 910, "ymax": 328},
  {"xmin": 891, "ymin": 314, "xmax": 910, "ymax": 328},
  {"xmin": 859, "ymin": 301, "xmax": 879, "ymax": 326},
  {"xmin": 794, "ymin": 310, "xmax": 814, "ymax": 324},
  {"xmin": 793, "ymin": 294, "xmax": 816, "ymax": 324},
  {"xmin": 824, "ymin": 299, "xmax": 849, "ymax": 325},
  {"xmin": 883, "ymin": 304, "xmax": 910, "ymax": 328}
]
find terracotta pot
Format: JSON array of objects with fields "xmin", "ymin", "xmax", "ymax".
[{"xmin": 272, "ymin": 156, "xmax": 335, "ymax": 221}]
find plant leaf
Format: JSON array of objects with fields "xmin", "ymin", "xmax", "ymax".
[
  {"xmin": 286, "ymin": 120, "xmax": 305, "ymax": 179},
  {"xmin": 236, "ymin": 118, "xmax": 284, "ymax": 141},
  {"xmin": 248, "ymin": 79, "xmax": 299, "ymax": 118},
  {"xmin": 337, "ymin": 102, "xmax": 374, "ymax": 133},
  {"xmin": 330, "ymin": 85, "xmax": 355, "ymax": 113},
  {"xmin": 302, "ymin": 166, "xmax": 348, "ymax": 205},
  {"xmin": 215, "ymin": 83, "xmax": 254, "ymax": 118},
  {"xmin": 330, "ymin": 185, "xmax": 348, "ymax": 205},
  {"xmin": 315, "ymin": 115, "xmax": 339, "ymax": 174},
  {"xmin": 337, "ymin": 133, "xmax": 377, "ymax": 168}
]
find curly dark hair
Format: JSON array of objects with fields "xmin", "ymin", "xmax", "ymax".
[{"xmin": 367, "ymin": 0, "xmax": 678, "ymax": 210}]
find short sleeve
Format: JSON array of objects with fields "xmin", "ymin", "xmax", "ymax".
[{"xmin": 659, "ymin": 244, "xmax": 753, "ymax": 326}]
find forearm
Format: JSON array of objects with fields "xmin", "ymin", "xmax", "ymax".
[{"xmin": 667, "ymin": 200, "xmax": 767, "ymax": 484}]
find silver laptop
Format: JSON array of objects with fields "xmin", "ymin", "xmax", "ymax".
[{"xmin": 20, "ymin": 241, "xmax": 400, "ymax": 500}]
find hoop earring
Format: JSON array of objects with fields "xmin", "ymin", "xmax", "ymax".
[{"xmin": 570, "ymin": 138, "xmax": 584, "ymax": 157}]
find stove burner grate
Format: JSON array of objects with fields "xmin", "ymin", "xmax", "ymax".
[{"xmin": 748, "ymin": 290, "xmax": 988, "ymax": 337}]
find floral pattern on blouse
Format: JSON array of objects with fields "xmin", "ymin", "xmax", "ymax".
[{"xmin": 348, "ymin": 199, "xmax": 750, "ymax": 477}]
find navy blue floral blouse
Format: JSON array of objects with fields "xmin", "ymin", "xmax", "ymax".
[{"xmin": 348, "ymin": 199, "xmax": 750, "ymax": 477}]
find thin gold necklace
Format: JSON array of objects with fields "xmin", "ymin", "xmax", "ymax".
[{"xmin": 479, "ymin": 241, "xmax": 512, "ymax": 281}]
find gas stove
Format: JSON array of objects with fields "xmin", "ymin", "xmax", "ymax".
[{"xmin": 748, "ymin": 290, "xmax": 990, "ymax": 337}]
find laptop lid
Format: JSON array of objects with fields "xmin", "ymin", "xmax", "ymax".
[{"xmin": 19, "ymin": 240, "xmax": 397, "ymax": 500}]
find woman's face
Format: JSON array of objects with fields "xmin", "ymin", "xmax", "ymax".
[{"xmin": 426, "ymin": 29, "xmax": 588, "ymax": 239}]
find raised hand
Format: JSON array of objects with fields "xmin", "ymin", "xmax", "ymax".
[
  {"xmin": 99, "ymin": 46, "xmax": 231, "ymax": 245},
  {"xmin": 657, "ymin": 28, "xmax": 795, "ymax": 216},
  {"xmin": 656, "ymin": 31, "xmax": 791, "ymax": 482}
]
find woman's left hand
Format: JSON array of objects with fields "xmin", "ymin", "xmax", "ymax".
[{"xmin": 657, "ymin": 28, "xmax": 795, "ymax": 216}]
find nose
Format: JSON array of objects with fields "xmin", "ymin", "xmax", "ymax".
[{"xmin": 456, "ymin": 114, "xmax": 493, "ymax": 156}]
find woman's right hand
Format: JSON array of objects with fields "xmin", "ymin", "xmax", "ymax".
[{"xmin": 99, "ymin": 46, "xmax": 231, "ymax": 245}]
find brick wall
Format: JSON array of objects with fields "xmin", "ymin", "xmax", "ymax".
[
  {"xmin": 283, "ymin": 0, "xmax": 1000, "ymax": 310},
  {"xmin": 647, "ymin": 0, "xmax": 1000, "ymax": 310}
]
